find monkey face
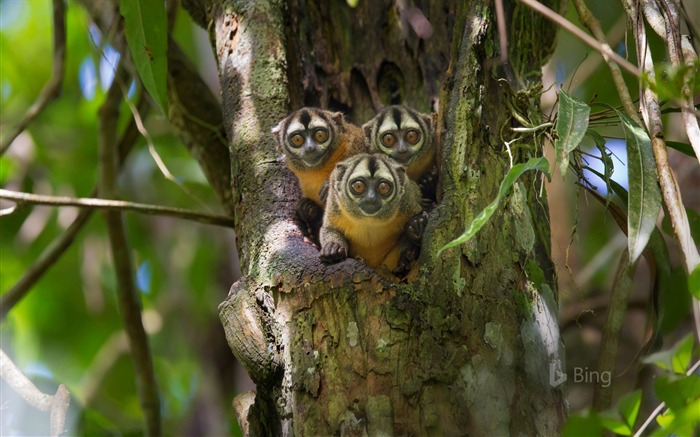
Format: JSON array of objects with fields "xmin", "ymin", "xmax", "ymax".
[
  {"xmin": 334, "ymin": 154, "xmax": 404, "ymax": 219},
  {"xmin": 272, "ymin": 108, "xmax": 345, "ymax": 169},
  {"xmin": 363, "ymin": 106, "xmax": 432, "ymax": 167}
]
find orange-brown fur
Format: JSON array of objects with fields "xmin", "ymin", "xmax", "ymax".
[
  {"xmin": 329, "ymin": 200, "xmax": 413, "ymax": 270},
  {"xmin": 406, "ymin": 146, "xmax": 435, "ymax": 182},
  {"xmin": 289, "ymin": 124, "xmax": 364, "ymax": 206}
]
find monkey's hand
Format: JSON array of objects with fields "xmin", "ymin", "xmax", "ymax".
[
  {"xmin": 394, "ymin": 244, "xmax": 418, "ymax": 276},
  {"xmin": 319, "ymin": 241, "xmax": 348, "ymax": 264},
  {"xmin": 297, "ymin": 197, "xmax": 322, "ymax": 222},
  {"xmin": 406, "ymin": 211, "xmax": 429, "ymax": 246},
  {"xmin": 418, "ymin": 165, "xmax": 438, "ymax": 201},
  {"xmin": 294, "ymin": 197, "xmax": 323, "ymax": 247}
]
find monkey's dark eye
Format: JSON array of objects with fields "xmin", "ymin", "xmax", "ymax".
[
  {"xmin": 377, "ymin": 181, "xmax": 393, "ymax": 197},
  {"xmin": 350, "ymin": 179, "xmax": 366, "ymax": 195},
  {"xmin": 289, "ymin": 133, "xmax": 305, "ymax": 148},
  {"xmin": 381, "ymin": 133, "xmax": 397, "ymax": 148},
  {"xmin": 405, "ymin": 129, "xmax": 420, "ymax": 145},
  {"xmin": 314, "ymin": 129, "xmax": 329, "ymax": 143}
]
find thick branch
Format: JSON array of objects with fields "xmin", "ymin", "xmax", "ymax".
[
  {"xmin": 0, "ymin": 0, "xmax": 66, "ymax": 156},
  {"xmin": 98, "ymin": 63, "xmax": 162, "ymax": 437},
  {"xmin": 0, "ymin": 189, "xmax": 235, "ymax": 228}
]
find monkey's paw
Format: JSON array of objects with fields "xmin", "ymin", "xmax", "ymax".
[
  {"xmin": 319, "ymin": 242, "xmax": 348, "ymax": 264},
  {"xmin": 297, "ymin": 197, "xmax": 322, "ymax": 222},
  {"xmin": 406, "ymin": 211, "xmax": 429, "ymax": 245}
]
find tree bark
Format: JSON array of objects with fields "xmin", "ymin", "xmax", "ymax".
[{"xmin": 208, "ymin": 0, "xmax": 567, "ymax": 434}]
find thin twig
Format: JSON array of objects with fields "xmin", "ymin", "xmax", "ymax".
[
  {"xmin": 0, "ymin": 189, "xmax": 234, "ymax": 227},
  {"xmin": 0, "ymin": 349, "xmax": 71, "ymax": 436},
  {"xmin": 633, "ymin": 358, "xmax": 700, "ymax": 437},
  {"xmin": 0, "ymin": 0, "xmax": 66, "ymax": 156},
  {"xmin": 0, "ymin": 95, "xmax": 149, "ymax": 321},
  {"xmin": 571, "ymin": 0, "xmax": 639, "ymax": 123},
  {"xmin": 518, "ymin": 0, "xmax": 641, "ymax": 78},
  {"xmin": 99, "ymin": 61, "xmax": 162, "ymax": 437},
  {"xmin": 646, "ymin": 0, "xmax": 700, "ymax": 165}
]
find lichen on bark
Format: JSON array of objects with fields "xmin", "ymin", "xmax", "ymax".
[{"xmin": 208, "ymin": 0, "xmax": 567, "ymax": 435}]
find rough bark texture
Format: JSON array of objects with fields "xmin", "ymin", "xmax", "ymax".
[{"xmin": 207, "ymin": 0, "xmax": 567, "ymax": 435}]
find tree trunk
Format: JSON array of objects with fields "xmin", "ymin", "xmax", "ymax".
[{"xmin": 202, "ymin": 0, "xmax": 567, "ymax": 434}]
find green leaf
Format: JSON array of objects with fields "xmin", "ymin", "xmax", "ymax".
[
  {"xmin": 555, "ymin": 91, "xmax": 590, "ymax": 176},
  {"xmin": 651, "ymin": 400, "xmax": 700, "ymax": 437},
  {"xmin": 562, "ymin": 413, "xmax": 603, "ymax": 437},
  {"xmin": 666, "ymin": 140, "xmax": 697, "ymax": 159},
  {"xmin": 689, "ymin": 264, "xmax": 700, "ymax": 299},
  {"xmin": 615, "ymin": 110, "xmax": 662, "ymax": 266},
  {"xmin": 599, "ymin": 409, "xmax": 631, "ymax": 435},
  {"xmin": 654, "ymin": 374, "xmax": 700, "ymax": 410},
  {"xmin": 120, "ymin": 0, "xmax": 168, "ymax": 114},
  {"xmin": 617, "ymin": 389, "xmax": 642, "ymax": 431},
  {"xmin": 438, "ymin": 157, "xmax": 550, "ymax": 255},
  {"xmin": 642, "ymin": 333, "xmax": 694, "ymax": 374}
]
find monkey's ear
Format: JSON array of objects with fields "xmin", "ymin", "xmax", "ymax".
[
  {"xmin": 331, "ymin": 111, "xmax": 346, "ymax": 125},
  {"xmin": 421, "ymin": 113, "xmax": 433, "ymax": 127},
  {"xmin": 271, "ymin": 120, "xmax": 283, "ymax": 135}
]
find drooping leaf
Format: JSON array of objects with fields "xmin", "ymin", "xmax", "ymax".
[
  {"xmin": 642, "ymin": 333, "xmax": 694, "ymax": 374},
  {"xmin": 555, "ymin": 90, "xmax": 590, "ymax": 176},
  {"xmin": 615, "ymin": 110, "xmax": 662, "ymax": 266},
  {"xmin": 666, "ymin": 140, "xmax": 697, "ymax": 159},
  {"xmin": 438, "ymin": 157, "xmax": 550, "ymax": 255},
  {"xmin": 120, "ymin": 0, "xmax": 168, "ymax": 114}
]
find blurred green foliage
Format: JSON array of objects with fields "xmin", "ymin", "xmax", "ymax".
[{"xmin": 1, "ymin": 1, "xmax": 241, "ymax": 435}]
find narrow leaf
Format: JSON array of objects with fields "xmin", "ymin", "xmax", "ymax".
[
  {"xmin": 555, "ymin": 91, "xmax": 590, "ymax": 176},
  {"xmin": 615, "ymin": 110, "xmax": 662, "ymax": 266},
  {"xmin": 438, "ymin": 157, "xmax": 549, "ymax": 255},
  {"xmin": 689, "ymin": 264, "xmax": 700, "ymax": 299},
  {"xmin": 120, "ymin": 0, "xmax": 168, "ymax": 114}
]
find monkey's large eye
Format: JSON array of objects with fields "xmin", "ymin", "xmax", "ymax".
[
  {"xmin": 405, "ymin": 129, "xmax": 420, "ymax": 145},
  {"xmin": 350, "ymin": 179, "xmax": 366, "ymax": 195},
  {"xmin": 289, "ymin": 133, "xmax": 305, "ymax": 148},
  {"xmin": 381, "ymin": 133, "xmax": 397, "ymax": 148},
  {"xmin": 377, "ymin": 180, "xmax": 393, "ymax": 197},
  {"xmin": 313, "ymin": 129, "xmax": 329, "ymax": 143}
]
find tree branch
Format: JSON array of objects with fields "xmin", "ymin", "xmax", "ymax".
[
  {"xmin": 622, "ymin": 0, "xmax": 700, "ymax": 341},
  {"xmin": 572, "ymin": 0, "xmax": 639, "ymax": 123},
  {"xmin": 0, "ymin": 349, "xmax": 71, "ymax": 436},
  {"xmin": 518, "ymin": 0, "xmax": 641, "ymax": 78},
  {"xmin": 0, "ymin": 189, "xmax": 235, "ymax": 228},
  {"xmin": 98, "ymin": 61, "xmax": 162, "ymax": 437},
  {"xmin": 0, "ymin": 0, "xmax": 66, "ymax": 156},
  {"xmin": 0, "ymin": 94, "xmax": 149, "ymax": 320}
]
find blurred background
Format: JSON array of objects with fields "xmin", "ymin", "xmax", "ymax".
[{"xmin": 0, "ymin": 0, "xmax": 698, "ymax": 435}]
